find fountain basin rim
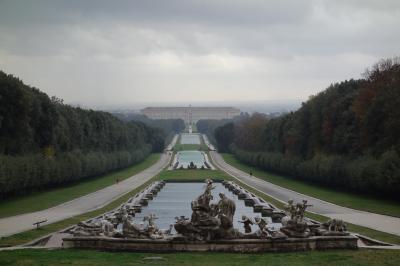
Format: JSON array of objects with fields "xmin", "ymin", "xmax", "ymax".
[{"xmin": 62, "ymin": 235, "xmax": 358, "ymax": 252}]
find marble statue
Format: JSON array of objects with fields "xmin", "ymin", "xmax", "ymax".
[
  {"xmin": 122, "ymin": 214, "xmax": 146, "ymax": 238},
  {"xmin": 280, "ymin": 199, "xmax": 313, "ymax": 238},
  {"xmin": 314, "ymin": 218, "xmax": 350, "ymax": 236},
  {"xmin": 238, "ymin": 215, "xmax": 253, "ymax": 233},
  {"xmin": 254, "ymin": 217, "xmax": 270, "ymax": 238},
  {"xmin": 217, "ymin": 193, "xmax": 236, "ymax": 229},
  {"xmin": 174, "ymin": 179, "xmax": 243, "ymax": 241},
  {"xmin": 72, "ymin": 221, "xmax": 103, "ymax": 237}
]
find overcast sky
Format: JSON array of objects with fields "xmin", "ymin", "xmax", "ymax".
[{"xmin": 0, "ymin": 0, "xmax": 399, "ymax": 107}]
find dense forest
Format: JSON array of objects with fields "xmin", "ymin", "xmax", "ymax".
[
  {"xmin": 0, "ymin": 71, "xmax": 164, "ymax": 198},
  {"xmin": 197, "ymin": 118, "xmax": 242, "ymax": 145},
  {"xmin": 112, "ymin": 112, "xmax": 185, "ymax": 143},
  {"xmin": 203, "ymin": 58, "xmax": 400, "ymax": 199}
]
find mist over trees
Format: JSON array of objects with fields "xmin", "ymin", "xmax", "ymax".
[
  {"xmin": 112, "ymin": 112, "xmax": 185, "ymax": 144},
  {"xmin": 0, "ymin": 71, "xmax": 164, "ymax": 198},
  {"xmin": 197, "ymin": 115, "xmax": 247, "ymax": 146},
  {"xmin": 205, "ymin": 58, "xmax": 400, "ymax": 199}
]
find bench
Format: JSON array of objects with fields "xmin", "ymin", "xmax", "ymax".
[{"xmin": 33, "ymin": 219, "xmax": 47, "ymax": 229}]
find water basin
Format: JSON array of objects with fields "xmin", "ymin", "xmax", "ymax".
[
  {"xmin": 180, "ymin": 133, "xmax": 201, "ymax": 144},
  {"xmin": 134, "ymin": 182, "xmax": 278, "ymax": 233},
  {"xmin": 175, "ymin": 150, "xmax": 206, "ymax": 169}
]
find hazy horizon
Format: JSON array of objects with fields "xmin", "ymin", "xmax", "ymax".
[{"xmin": 73, "ymin": 98, "xmax": 301, "ymax": 113}]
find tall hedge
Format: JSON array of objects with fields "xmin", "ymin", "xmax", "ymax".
[{"xmin": 0, "ymin": 71, "xmax": 163, "ymax": 198}]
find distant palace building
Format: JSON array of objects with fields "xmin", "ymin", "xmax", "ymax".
[{"xmin": 141, "ymin": 106, "xmax": 241, "ymax": 124}]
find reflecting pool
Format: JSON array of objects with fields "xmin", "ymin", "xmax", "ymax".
[
  {"xmin": 180, "ymin": 133, "xmax": 201, "ymax": 144},
  {"xmin": 176, "ymin": 150, "xmax": 206, "ymax": 168},
  {"xmin": 134, "ymin": 182, "xmax": 269, "ymax": 233}
]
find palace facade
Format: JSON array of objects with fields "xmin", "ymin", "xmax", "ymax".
[{"xmin": 141, "ymin": 106, "xmax": 241, "ymax": 124}]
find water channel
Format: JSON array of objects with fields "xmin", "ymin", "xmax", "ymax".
[
  {"xmin": 180, "ymin": 133, "xmax": 201, "ymax": 144},
  {"xmin": 134, "ymin": 182, "xmax": 279, "ymax": 233}
]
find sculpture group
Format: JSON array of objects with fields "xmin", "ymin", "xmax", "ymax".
[
  {"xmin": 70, "ymin": 179, "xmax": 349, "ymax": 242},
  {"xmin": 174, "ymin": 179, "xmax": 241, "ymax": 240},
  {"xmin": 73, "ymin": 207, "xmax": 173, "ymax": 239}
]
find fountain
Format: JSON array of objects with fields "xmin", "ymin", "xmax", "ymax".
[{"xmin": 62, "ymin": 179, "xmax": 358, "ymax": 252}]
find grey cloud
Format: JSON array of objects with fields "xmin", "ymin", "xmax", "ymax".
[{"xmin": 0, "ymin": 0, "xmax": 399, "ymax": 105}]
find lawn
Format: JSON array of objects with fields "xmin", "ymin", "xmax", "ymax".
[
  {"xmin": 173, "ymin": 131, "xmax": 208, "ymax": 151},
  {"xmin": 0, "ymin": 249, "xmax": 399, "ymax": 266},
  {"xmin": 222, "ymin": 153, "xmax": 400, "ymax": 218},
  {"xmin": 0, "ymin": 154, "xmax": 161, "ymax": 218},
  {"xmin": 173, "ymin": 143, "xmax": 208, "ymax": 151},
  {"xmin": 156, "ymin": 169, "xmax": 232, "ymax": 181}
]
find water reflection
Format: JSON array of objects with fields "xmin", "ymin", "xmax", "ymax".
[
  {"xmin": 134, "ymin": 182, "xmax": 267, "ymax": 233},
  {"xmin": 176, "ymin": 151, "xmax": 205, "ymax": 168},
  {"xmin": 180, "ymin": 133, "xmax": 201, "ymax": 144}
]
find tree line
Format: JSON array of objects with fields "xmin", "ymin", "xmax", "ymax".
[
  {"xmin": 0, "ymin": 71, "xmax": 164, "ymax": 198},
  {"xmin": 112, "ymin": 112, "xmax": 185, "ymax": 145},
  {"xmin": 197, "ymin": 115, "xmax": 246, "ymax": 146},
  {"xmin": 201, "ymin": 58, "xmax": 400, "ymax": 199}
]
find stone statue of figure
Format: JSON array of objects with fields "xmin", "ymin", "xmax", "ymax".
[
  {"xmin": 196, "ymin": 179, "xmax": 215, "ymax": 207},
  {"xmin": 254, "ymin": 217, "xmax": 270, "ymax": 237},
  {"xmin": 217, "ymin": 193, "xmax": 236, "ymax": 228},
  {"xmin": 280, "ymin": 199, "xmax": 313, "ymax": 238},
  {"xmin": 101, "ymin": 219, "xmax": 116, "ymax": 237},
  {"xmin": 122, "ymin": 215, "xmax": 144, "ymax": 238},
  {"xmin": 239, "ymin": 215, "xmax": 253, "ymax": 233},
  {"xmin": 204, "ymin": 179, "xmax": 215, "ymax": 195},
  {"xmin": 285, "ymin": 199, "xmax": 297, "ymax": 220},
  {"xmin": 143, "ymin": 213, "xmax": 159, "ymax": 233},
  {"xmin": 297, "ymin": 200, "xmax": 312, "ymax": 221},
  {"xmin": 175, "ymin": 181, "xmax": 242, "ymax": 241}
]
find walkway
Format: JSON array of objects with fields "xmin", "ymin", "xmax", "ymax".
[
  {"xmin": 202, "ymin": 134, "xmax": 216, "ymax": 151},
  {"xmin": 0, "ymin": 152, "xmax": 171, "ymax": 238},
  {"xmin": 210, "ymin": 151, "xmax": 400, "ymax": 236},
  {"xmin": 165, "ymin": 134, "xmax": 179, "ymax": 151}
]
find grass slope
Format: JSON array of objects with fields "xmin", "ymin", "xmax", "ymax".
[
  {"xmin": 173, "ymin": 143, "xmax": 208, "ymax": 151},
  {"xmin": 156, "ymin": 169, "xmax": 231, "ymax": 181},
  {"xmin": 0, "ymin": 249, "xmax": 399, "ymax": 266},
  {"xmin": 222, "ymin": 153, "xmax": 400, "ymax": 217},
  {"xmin": 0, "ymin": 154, "xmax": 161, "ymax": 218}
]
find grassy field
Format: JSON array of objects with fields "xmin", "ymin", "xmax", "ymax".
[
  {"xmin": 156, "ymin": 169, "xmax": 232, "ymax": 181},
  {"xmin": 0, "ymin": 154, "xmax": 161, "ymax": 218},
  {"xmin": 222, "ymin": 153, "xmax": 400, "ymax": 218},
  {"xmin": 173, "ymin": 143, "xmax": 208, "ymax": 151},
  {"xmin": 0, "ymin": 249, "xmax": 399, "ymax": 266},
  {"xmin": 174, "ymin": 131, "xmax": 207, "ymax": 151}
]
